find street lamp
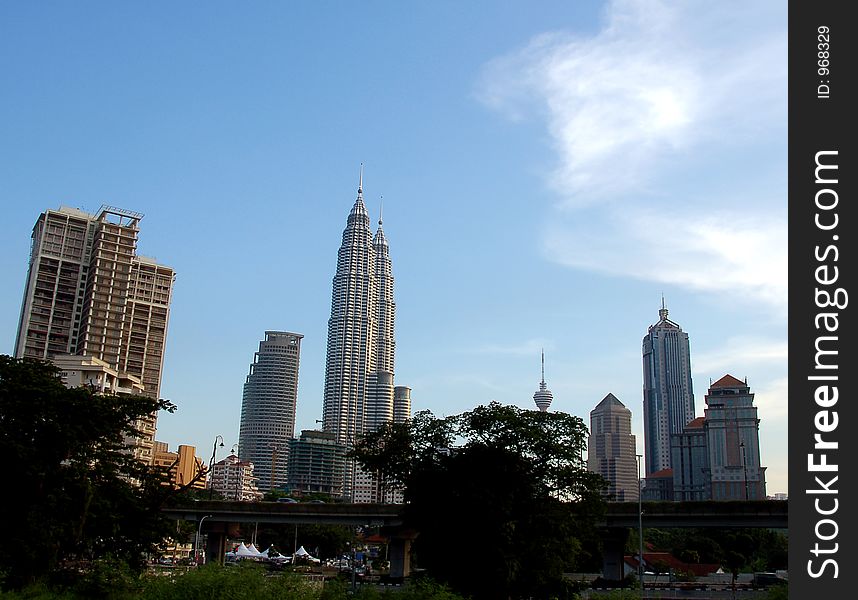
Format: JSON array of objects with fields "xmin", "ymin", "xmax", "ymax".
[
  {"xmin": 740, "ymin": 441, "xmax": 749, "ymax": 500},
  {"xmin": 231, "ymin": 444, "xmax": 240, "ymax": 501},
  {"xmin": 195, "ymin": 514, "xmax": 213, "ymax": 566},
  {"xmin": 208, "ymin": 435, "xmax": 225, "ymax": 500},
  {"xmin": 636, "ymin": 453, "xmax": 644, "ymax": 597}
]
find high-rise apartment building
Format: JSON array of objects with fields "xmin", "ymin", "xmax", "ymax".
[
  {"xmin": 14, "ymin": 206, "xmax": 175, "ymax": 463},
  {"xmin": 322, "ymin": 173, "xmax": 408, "ymax": 501},
  {"xmin": 642, "ymin": 301, "xmax": 695, "ymax": 476},
  {"xmin": 702, "ymin": 375, "xmax": 766, "ymax": 500},
  {"xmin": 238, "ymin": 331, "xmax": 303, "ymax": 492},
  {"xmin": 588, "ymin": 393, "xmax": 639, "ymax": 501}
]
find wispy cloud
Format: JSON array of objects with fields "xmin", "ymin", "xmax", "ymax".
[
  {"xmin": 746, "ymin": 376, "xmax": 788, "ymax": 421},
  {"xmin": 477, "ymin": 0, "xmax": 787, "ymax": 313},
  {"xmin": 692, "ymin": 336, "xmax": 788, "ymax": 375}
]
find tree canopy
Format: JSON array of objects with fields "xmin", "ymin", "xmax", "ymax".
[
  {"xmin": 352, "ymin": 402, "xmax": 608, "ymax": 599},
  {"xmin": 0, "ymin": 355, "xmax": 179, "ymax": 589}
]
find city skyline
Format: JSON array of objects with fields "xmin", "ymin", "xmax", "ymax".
[{"xmin": 0, "ymin": 1, "xmax": 788, "ymax": 493}]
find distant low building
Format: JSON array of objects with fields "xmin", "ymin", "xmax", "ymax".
[
  {"xmin": 209, "ymin": 454, "xmax": 262, "ymax": 501},
  {"xmin": 642, "ymin": 469, "xmax": 674, "ymax": 501},
  {"xmin": 152, "ymin": 441, "xmax": 206, "ymax": 490}
]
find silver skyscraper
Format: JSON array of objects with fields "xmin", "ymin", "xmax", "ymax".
[
  {"xmin": 322, "ymin": 172, "xmax": 405, "ymax": 501},
  {"xmin": 642, "ymin": 300, "xmax": 696, "ymax": 477}
]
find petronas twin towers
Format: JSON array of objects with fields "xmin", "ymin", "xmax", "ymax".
[{"xmin": 322, "ymin": 172, "xmax": 409, "ymax": 500}]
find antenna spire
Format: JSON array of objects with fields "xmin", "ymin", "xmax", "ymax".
[
  {"xmin": 358, "ymin": 163, "xmax": 364, "ymax": 196},
  {"xmin": 541, "ymin": 349, "xmax": 545, "ymax": 384},
  {"xmin": 379, "ymin": 195, "xmax": 384, "ymax": 226}
]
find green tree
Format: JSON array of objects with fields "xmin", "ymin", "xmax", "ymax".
[
  {"xmin": 0, "ymin": 355, "xmax": 178, "ymax": 589},
  {"xmin": 352, "ymin": 402, "xmax": 608, "ymax": 599}
]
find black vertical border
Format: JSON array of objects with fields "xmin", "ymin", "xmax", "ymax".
[{"xmin": 789, "ymin": 1, "xmax": 855, "ymax": 596}]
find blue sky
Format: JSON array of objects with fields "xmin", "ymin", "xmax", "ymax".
[{"xmin": 0, "ymin": 1, "xmax": 787, "ymax": 493}]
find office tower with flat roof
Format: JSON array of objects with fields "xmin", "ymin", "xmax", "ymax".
[
  {"xmin": 642, "ymin": 300, "xmax": 695, "ymax": 476},
  {"xmin": 14, "ymin": 206, "xmax": 175, "ymax": 464},
  {"xmin": 322, "ymin": 172, "xmax": 406, "ymax": 501},
  {"xmin": 588, "ymin": 393, "xmax": 639, "ymax": 501},
  {"xmin": 238, "ymin": 331, "xmax": 303, "ymax": 492},
  {"xmin": 702, "ymin": 374, "xmax": 766, "ymax": 500},
  {"xmin": 287, "ymin": 429, "xmax": 347, "ymax": 497}
]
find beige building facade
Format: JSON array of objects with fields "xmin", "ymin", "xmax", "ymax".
[{"xmin": 14, "ymin": 206, "xmax": 175, "ymax": 464}]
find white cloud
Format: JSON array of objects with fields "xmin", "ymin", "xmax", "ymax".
[
  {"xmin": 692, "ymin": 336, "xmax": 788, "ymax": 375},
  {"xmin": 746, "ymin": 376, "xmax": 788, "ymax": 421},
  {"xmin": 477, "ymin": 0, "xmax": 787, "ymax": 314}
]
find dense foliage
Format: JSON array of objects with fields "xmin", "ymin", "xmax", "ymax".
[
  {"xmin": 0, "ymin": 356, "xmax": 179, "ymax": 589},
  {"xmin": 640, "ymin": 527, "xmax": 788, "ymax": 575},
  {"xmin": 0, "ymin": 563, "xmax": 469, "ymax": 600},
  {"xmin": 352, "ymin": 402, "xmax": 609, "ymax": 599}
]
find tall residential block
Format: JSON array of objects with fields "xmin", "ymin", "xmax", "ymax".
[
  {"xmin": 702, "ymin": 375, "xmax": 766, "ymax": 500},
  {"xmin": 588, "ymin": 393, "xmax": 639, "ymax": 501},
  {"xmin": 238, "ymin": 331, "xmax": 303, "ymax": 492},
  {"xmin": 14, "ymin": 206, "xmax": 175, "ymax": 463},
  {"xmin": 642, "ymin": 301, "xmax": 695, "ymax": 476},
  {"xmin": 322, "ymin": 173, "xmax": 408, "ymax": 501}
]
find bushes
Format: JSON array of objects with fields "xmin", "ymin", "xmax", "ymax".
[
  {"xmin": 1, "ymin": 563, "xmax": 469, "ymax": 600},
  {"xmin": 139, "ymin": 564, "xmax": 318, "ymax": 600}
]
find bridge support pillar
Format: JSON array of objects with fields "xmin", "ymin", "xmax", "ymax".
[
  {"xmin": 204, "ymin": 521, "xmax": 237, "ymax": 565},
  {"xmin": 601, "ymin": 527, "xmax": 629, "ymax": 582},
  {"xmin": 382, "ymin": 527, "xmax": 419, "ymax": 581}
]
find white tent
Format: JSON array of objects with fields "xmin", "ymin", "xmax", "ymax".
[
  {"xmin": 235, "ymin": 542, "xmax": 257, "ymax": 558},
  {"xmin": 294, "ymin": 546, "xmax": 321, "ymax": 563},
  {"xmin": 247, "ymin": 543, "xmax": 262, "ymax": 556}
]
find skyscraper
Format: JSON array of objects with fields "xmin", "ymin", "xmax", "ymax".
[
  {"xmin": 588, "ymin": 393, "xmax": 639, "ymax": 501},
  {"xmin": 702, "ymin": 374, "xmax": 766, "ymax": 500},
  {"xmin": 14, "ymin": 206, "xmax": 175, "ymax": 463},
  {"xmin": 532, "ymin": 351, "xmax": 553, "ymax": 412},
  {"xmin": 238, "ymin": 331, "xmax": 303, "ymax": 491},
  {"xmin": 322, "ymin": 172, "xmax": 404, "ymax": 500},
  {"xmin": 642, "ymin": 300, "xmax": 695, "ymax": 477}
]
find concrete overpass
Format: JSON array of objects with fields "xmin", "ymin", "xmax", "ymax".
[
  {"xmin": 163, "ymin": 499, "xmax": 787, "ymax": 580},
  {"xmin": 598, "ymin": 500, "xmax": 787, "ymax": 581}
]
